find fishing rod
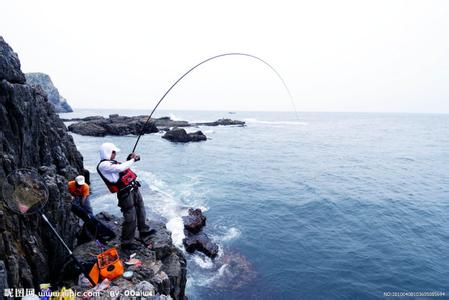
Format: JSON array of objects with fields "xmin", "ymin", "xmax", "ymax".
[{"xmin": 132, "ymin": 52, "xmax": 298, "ymax": 153}]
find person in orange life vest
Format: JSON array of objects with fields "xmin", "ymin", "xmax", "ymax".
[
  {"xmin": 97, "ymin": 142, "xmax": 155, "ymax": 251},
  {"xmin": 68, "ymin": 175, "xmax": 93, "ymax": 217}
]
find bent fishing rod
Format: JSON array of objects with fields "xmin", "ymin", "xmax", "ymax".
[{"xmin": 132, "ymin": 52, "xmax": 298, "ymax": 153}]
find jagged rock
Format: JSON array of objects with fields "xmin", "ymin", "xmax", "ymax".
[
  {"xmin": 182, "ymin": 208, "xmax": 218, "ymax": 258},
  {"xmin": 0, "ymin": 261, "xmax": 8, "ymax": 298},
  {"xmin": 68, "ymin": 114, "xmax": 158, "ymax": 136},
  {"xmin": 0, "ymin": 37, "xmax": 25, "ymax": 84},
  {"xmin": 63, "ymin": 212, "xmax": 186, "ymax": 300},
  {"xmin": 162, "ymin": 128, "xmax": 207, "ymax": 143},
  {"xmin": 183, "ymin": 231, "xmax": 219, "ymax": 258},
  {"xmin": 0, "ymin": 36, "xmax": 87, "ymax": 289},
  {"xmin": 195, "ymin": 118, "xmax": 245, "ymax": 126},
  {"xmin": 25, "ymin": 72, "xmax": 73, "ymax": 113},
  {"xmin": 182, "ymin": 208, "xmax": 206, "ymax": 234}
]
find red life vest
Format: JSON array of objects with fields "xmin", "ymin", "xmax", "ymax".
[{"xmin": 97, "ymin": 159, "xmax": 138, "ymax": 193}]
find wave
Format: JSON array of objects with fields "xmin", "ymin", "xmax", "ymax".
[
  {"xmin": 211, "ymin": 227, "xmax": 241, "ymax": 243},
  {"xmin": 97, "ymin": 167, "xmax": 245, "ymax": 292},
  {"xmin": 169, "ymin": 113, "xmax": 182, "ymax": 121},
  {"xmin": 192, "ymin": 255, "xmax": 214, "ymax": 269},
  {"xmin": 137, "ymin": 170, "xmax": 209, "ymax": 247},
  {"xmin": 243, "ymin": 118, "xmax": 308, "ymax": 126}
]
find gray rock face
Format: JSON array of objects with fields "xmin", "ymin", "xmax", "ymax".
[
  {"xmin": 25, "ymin": 72, "xmax": 73, "ymax": 113},
  {"xmin": 0, "ymin": 37, "xmax": 86, "ymax": 288},
  {"xmin": 0, "ymin": 37, "xmax": 25, "ymax": 84},
  {"xmin": 162, "ymin": 127, "xmax": 207, "ymax": 143}
]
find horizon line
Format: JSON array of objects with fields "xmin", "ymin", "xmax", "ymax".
[{"xmin": 69, "ymin": 107, "xmax": 449, "ymax": 115}]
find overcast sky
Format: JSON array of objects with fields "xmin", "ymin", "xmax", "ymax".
[{"xmin": 1, "ymin": 0, "xmax": 448, "ymax": 113}]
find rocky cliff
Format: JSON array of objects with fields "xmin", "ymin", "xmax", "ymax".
[
  {"xmin": 0, "ymin": 37, "xmax": 186, "ymax": 299},
  {"xmin": 25, "ymin": 72, "xmax": 73, "ymax": 113},
  {"xmin": 0, "ymin": 36, "xmax": 85, "ymax": 292}
]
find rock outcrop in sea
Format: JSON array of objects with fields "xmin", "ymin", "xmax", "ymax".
[
  {"xmin": 64, "ymin": 114, "xmax": 245, "ymax": 141},
  {"xmin": 25, "ymin": 72, "xmax": 73, "ymax": 113},
  {"xmin": 0, "ymin": 36, "xmax": 187, "ymax": 299},
  {"xmin": 162, "ymin": 128, "xmax": 207, "ymax": 143},
  {"xmin": 67, "ymin": 114, "xmax": 159, "ymax": 137},
  {"xmin": 182, "ymin": 209, "xmax": 219, "ymax": 258}
]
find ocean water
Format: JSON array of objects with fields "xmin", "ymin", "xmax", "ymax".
[{"xmin": 63, "ymin": 109, "xmax": 449, "ymax": 299}]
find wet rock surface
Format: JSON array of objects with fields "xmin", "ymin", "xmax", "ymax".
[
  {"xmin": 162, "ymin": 128, "xmax": 207, "ymax": 143},
  {"xmin": 63, "ymin": 212, "xmax": 186, "ymax": 300},
  {"xmin": 182, "ymin": 209, "xmax": 218, "ymax": 258},
  {"xmin": 0, "ymin": 36, "xmax": 86, "ymax": 288},
  {"xmin": 25, "ymin": 72, "xmax": 73, "ymax": 113}
]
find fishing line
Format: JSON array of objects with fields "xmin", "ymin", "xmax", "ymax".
[{"xmin": 132, "ymin": 52, "xmax": 298, "ymax": 153}]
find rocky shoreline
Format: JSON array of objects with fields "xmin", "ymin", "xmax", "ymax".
[
  {"xmin": 63, "ymin": 212, "xmax": 187, "ymax": 299},
  {"xmin": 63, "ymin": 114, "xmax": 245, "ymax": 142},
  {"xmin": 0, "ymin": 36, "xmax": 188, "ymax": 298}
]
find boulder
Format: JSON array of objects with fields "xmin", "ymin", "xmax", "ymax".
[
  {"xmin": 183, "ymin": 231, "xmax": 219, "ymax": 258},
  {"xmin": 25, "ymin": 72, "xmax": 73, "ymax": 112},
  {"xmin": 182, "ymin": 208, "xmax": 206, "ymax": 234},
  {"xmin": 162, "ymin": 128, "xmax": 207, "ymax": 143},
  {"xmin": 181, "ymin": 208, "xmax": 218, "ymax": 258}
]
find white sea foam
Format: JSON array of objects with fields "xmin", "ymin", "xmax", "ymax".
[
  {"xmin": 221, "ymin": 227, "xmax": 241, "ymax": 242},
  {"xmin": 169, "ymin": 113, "xmax": 182, "ymax": 121},
  {"xmin": 136, "ymin": 170, "xmax": 211, "ymax": 248},
  {"xmin": 189, "ymin": 264, "xmax": 229, "ymax": 287},
  {"xmin": 193, "ymin": 255, "xmax": 214, "ymax": 269},
  {"xmin": 98, "ymin": 167, "xmax": 240, "ymax": 291}
]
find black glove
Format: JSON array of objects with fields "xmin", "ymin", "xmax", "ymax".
[{"xmin": 127, "ymin": 153, "xmax": 141, "ymax": 161}]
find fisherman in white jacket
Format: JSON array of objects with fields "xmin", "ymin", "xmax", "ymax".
[{"xmin": 97, "ymin": 142, "xmax": 154, "ymax": 250}]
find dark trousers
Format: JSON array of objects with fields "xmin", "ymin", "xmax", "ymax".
[
  {"xmin": 117, "ymin": 188, "xmax": 150, "ymax": 244},
  {"xmin": 73, "ymin": 196, "xmax": 93, "ymax": 217}
]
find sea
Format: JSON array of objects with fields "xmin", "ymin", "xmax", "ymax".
[{"xmin": 62, "ymin": 109, "xmax": 449, "ymax": 299}]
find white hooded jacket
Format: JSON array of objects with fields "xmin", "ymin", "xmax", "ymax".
[{"xmin": 98, "ymin": 142, "xmax": 135, "ymax": 183}]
